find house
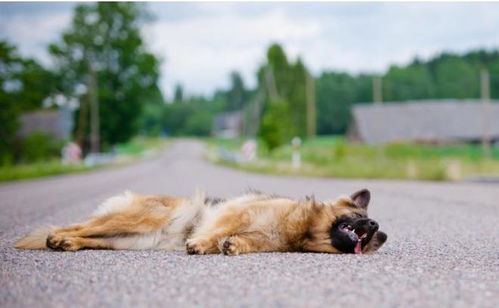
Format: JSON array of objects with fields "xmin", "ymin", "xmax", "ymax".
[
  {"xmin": 348, "ymin": 100, "xmax": 499, "ymax": 144},
  {"xmin": 17, "ymin": 106, "xmax": 74, "ymax": 140},
  {"xmin": 212, "ymin": 111, "xmax": 242, "ymax": 138}
]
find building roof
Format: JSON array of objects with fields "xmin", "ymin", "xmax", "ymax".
[
  {"xmin": 18, "ymin": 108, "xmax": 73, "ymax": 140},
  {"xmin": 212, "ymin": 111, "xmax": 242, "ymax": 138},
  {"xmin": 351, "ymin": 100, "xmax": 499, "ymax": 144}
]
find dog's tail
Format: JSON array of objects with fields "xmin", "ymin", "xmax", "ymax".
[{"xmin": 14, "ymin": 226, "xmax": 55, "ymax": 249}]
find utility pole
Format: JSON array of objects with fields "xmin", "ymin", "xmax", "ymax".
[
  {"xmin": 89, "ymin": 65, "xmax": 100, "ymax": 153},
  {"xmin": 373, "ymin": 76, "xmax": 383, "ymax": 104},
  {"xmin": 373, "ymin": 76, "xmax": 384, "ymax": 157},
  {"xmin": 265, "ymin": 65, "xmax": 279, "ymax": 101},
  {"xmin": 306, "ymin": 72, "xmax": 316, "ymax": 139},
  {"xmin": 244, "ymin": 87, "xmax": 265, "ymax": 138},
  {"xmin": 76, "ymin": 93, "xmax": 89, "ymax": 148},
  {"xmin": 480, "ymin": 68, "xmax": 491, "ymax": 159}
]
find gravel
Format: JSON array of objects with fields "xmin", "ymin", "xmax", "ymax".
[{"xmin": 1, "ymin": 140, "xmax": 498, "ymax": 307}]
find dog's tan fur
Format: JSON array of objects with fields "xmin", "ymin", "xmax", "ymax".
[{"xmin": 14, "ymin": 189, "xmax": 384, "ymax": 255}]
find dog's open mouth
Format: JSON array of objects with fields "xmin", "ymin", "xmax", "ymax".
[{"xmin": 340, "ymin": 224, "xmax": 368, "ymax": 254}]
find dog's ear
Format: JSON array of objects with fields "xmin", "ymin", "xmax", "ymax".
[{"xmin": 350, "ymin": 189, "xmax": 370, "ymax": 209}]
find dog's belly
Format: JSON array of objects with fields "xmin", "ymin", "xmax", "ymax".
[{"xmin": 110, "ymin": 229, "xmax": 185, "ymax": 250}]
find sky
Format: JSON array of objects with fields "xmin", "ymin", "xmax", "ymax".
[{"xmin": 1, "ymin": 2, "xmax": 499, "ymax": 99}]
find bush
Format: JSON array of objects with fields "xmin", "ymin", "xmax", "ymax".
[
  {"xmin": 258, "ymin": 98, "xmax": 293, "ymax": 151},
  {"xmin": 0, "ymin": 151, "xmax": 14, "ymax": 166},
  {"xmin": 183, "ymin": 111, "xmax": 213, "ymax": 136},
  {"xmin": 20, "ymin": 132, "xmax": 63, "ymax": 163},
  {"xmin": 138, "ymin": 104, "xmax": 164, "ymax": 137}
]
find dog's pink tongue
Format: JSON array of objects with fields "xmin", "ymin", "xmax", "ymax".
[{"xmin": 354, "ymin": 241, "xmax": 362, "ymax": 254}]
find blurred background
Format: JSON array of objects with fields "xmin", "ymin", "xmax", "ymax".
[{"xmin": 1, "ymin": 2, "xmax": 499, "ymax": 182}]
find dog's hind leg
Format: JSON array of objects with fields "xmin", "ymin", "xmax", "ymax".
[
  {"xmin": 45, "ymin": 236, "xmax": 113, "ymax": 251},
  {"xmin": 45, "ymin": 194, "xmax": 184, "ymax": 251}
]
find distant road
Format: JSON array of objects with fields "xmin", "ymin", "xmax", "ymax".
[{"xmin": 1, "ymin": 140, "xmax": 497, "ymax": 307}]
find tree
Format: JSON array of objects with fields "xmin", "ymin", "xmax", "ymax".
[
  {"xmin": 49, "ymin": 3, "xmax": 161, "ymax": 151},
  {"xmin": 184, "ymin": 110, "xmax": 213, "ymax": 136},
  {"xmin": 257, "ymin": 43, "xmax": 310, "ymax": 149},
  {"xmin": 258, "ymin": 98, "xmax": 293, "ymax": 151},
  {"xmin": 0, "ymin": 40, "xmax": 55, "ymax": 164},
  {"xmin": 433, "ymin": 56, "xmax": 479, "ymax": 98},
  {"xmin": 488, "ymin": 58, "xmax": 499, "ymax": 99},
  {"xmin": 173, "ymin": 83, "xmax": 184, "ymax": 103},
  {"xmin": 383, "ymin": 64, "xmax": 435, "ymax": 101},
  {"xmin": 262, "ymin": 44, "xmax": 292, "ymax": 99},
  {"xmin": 226, "ymin": 71, "xmax": 247, "ymax": 111},
  {"xmin": 160, "ymin": 95, "xmax": 216, "ymax": 136},
  {"xmin": 288, "ymin": 58, "xmax": 308, "ymax": 138},
  {"xmin": 313, "ymin": 48, "xmax": 499, "ymax": 136},
  {"xmin": 315, "ymin": 72, "xmax": 357, "ymax": 135}
]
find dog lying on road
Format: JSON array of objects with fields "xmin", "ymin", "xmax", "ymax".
[{"xmin": 14, "ymin": 189, "xmax": 387, "ymax": 255}]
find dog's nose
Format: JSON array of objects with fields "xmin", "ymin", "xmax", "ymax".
[{"xmin": 367, "ymin": 219, "xmax": 378, "ymax": 230}]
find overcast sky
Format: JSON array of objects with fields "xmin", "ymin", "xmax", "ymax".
[{"xmin": 1, "ymin": 2, "xmax": 499, "ymax": 98}]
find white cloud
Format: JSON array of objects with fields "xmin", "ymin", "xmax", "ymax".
[
  {"xmin": 143, "ymin": 7, "xmax": 322, "ymax": 97},
  {"xmin": 143, "ymin": 2, "xmax": 499, "ymax": 97},
  {"xmin": 0, "ymin": 12, "xmax": 71, "ymax": 65},
  {"xmin": 2, "ymin": 2, "xmax": 499, "ymax": 98}
]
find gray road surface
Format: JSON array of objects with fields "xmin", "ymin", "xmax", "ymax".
[{"xmin": 1, "ymin": 140, "xmax": 498, "ymax": 307}]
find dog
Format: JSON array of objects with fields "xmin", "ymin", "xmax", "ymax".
[{"xmin": 14, "ymin": 188, "xmax": 387, "ymax": 255}]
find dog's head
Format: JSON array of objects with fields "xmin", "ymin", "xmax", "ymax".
[
  {"xmin": 304, "ymin": 189, "xmax": 387, "ymax": 254},
  {"xmin": 329, "ymin": 189, "xmax": 387, "ymax": 254}
]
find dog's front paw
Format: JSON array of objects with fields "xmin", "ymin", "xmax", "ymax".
[
  {"xmin": 186, "ymin": 239, "xmax": 212, "ymax": 255},
  {"xmin": 221, "ymin": 237, "xmax": 240, "ymax": 256},
  {"xmin": 46, "ymin": 235, "xmax": 79, "ymax": 251}
]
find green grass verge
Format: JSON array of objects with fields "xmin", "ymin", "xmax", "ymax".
[
  {"xmin": 115, "ymin": 137, "xmax": 169, "ymax": 156},
  {"xmin": 0, "ymin": 137, "xmax": 170, "ymax": 183},
  {"xmin": 205, "ymin": 136, "xmax": 499, "ymax": 181},
  {"xmin": 0, "ymin": 161, "xmax": 97, "ymax": 182}
]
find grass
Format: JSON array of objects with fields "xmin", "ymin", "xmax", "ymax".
[
  {"xmin": 205, "ymin": 136, "xmax": 499, "ymax": 181},
  {"xmin": 115, "ymin": 137, "xmax": 168, "ymax": 156},
  {"xmin": 0, "ymin": 161, "xmax": 97, "ymax": 182},
  {"xmin": 0, "ymin": 137, "xmax": 170, "ymax": 182}
]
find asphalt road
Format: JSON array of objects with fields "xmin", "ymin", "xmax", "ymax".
[{"xmin": 1, "ymin": 140, "xmax": 498, "ymax": 307}]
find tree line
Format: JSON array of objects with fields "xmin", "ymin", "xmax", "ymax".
[
  {"xmin": 316, "ymin": 50, "xmax": 499, "ymax": 136},
  {"xmin": 159, "ymin": 46, "xmax": 499, "ymax": 150}
]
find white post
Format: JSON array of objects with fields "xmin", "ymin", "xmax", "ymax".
[{"xmin": 292, "ymin": 137, "xmax": 302, "ymax": 169}]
